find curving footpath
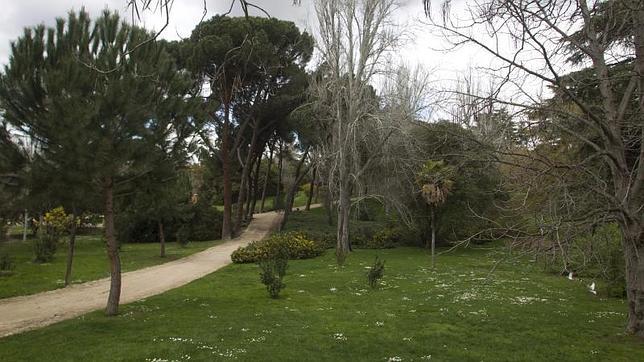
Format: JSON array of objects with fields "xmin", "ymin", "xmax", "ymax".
[{"xmin": 0, "ymin": 210, "xmax": 287, "ymax": 338}]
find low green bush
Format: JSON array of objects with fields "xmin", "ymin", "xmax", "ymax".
[
  {"xmin": 258, "ymin": 248, "xmax": 288, "ymax": 299},
  {"xmin": 367, "ymin": 256, "xmax": 385, "ymax": 288},
  {"xmin": 33, "ymin": 234, "xmax": 57, "ymax": 263},
  {"xmin": 0, "ymin": 252, "xmax": 15, "ymax": 276},
  {"xmin": 232, "ymin": 231, "xmax": 323, "ymax": 263},
  {"xmin": 366, "ymin": 227, "xmax": 400, "ymax": 249}
]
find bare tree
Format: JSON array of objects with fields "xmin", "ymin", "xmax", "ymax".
[{"xmin": 424, "ymin": 0, "xmax": 644, "ymax": 336}]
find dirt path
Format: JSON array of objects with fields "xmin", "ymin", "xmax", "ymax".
[{"xmin": 0, "ymin": 210, "xmax": 288, "ymax": 338}]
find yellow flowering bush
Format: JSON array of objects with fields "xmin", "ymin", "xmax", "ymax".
[{"xmin": 232, "ymin": 231, "xmax": 324, "ymax": 264}]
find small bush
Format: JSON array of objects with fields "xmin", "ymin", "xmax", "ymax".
[
  {"xmin": 258, "ymin": 248, "xmax": 288, "ymax": 298},
  {"xmin": 367, "ymin": 227, "xmax": 400, "ymax": 249},
  {"xmin": 232, "ymin": 231, "xmax": 323, "ymax": 263},
  {"xmin": 33, "ymin": 234, "xmax": 57, "ymax": 263},
  {"xmin": 305, "ymin": 231, "xmax": 335, "ymax": 249},
  {"xmin": 367, "ymin": 256, "xmax": 385, "ymax": 288},
  {"xmin": 0, "ymin": 252, "xmax": 15, "ymax": 276}
]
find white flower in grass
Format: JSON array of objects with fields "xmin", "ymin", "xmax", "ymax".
[
  {"xmin": 333, "ymin": 333, "xmax": 347, "ymax": 341},
  {"xmin": 420, "ymin": 355, "xmax": 432, "ymax": 360},
  {"xmin": 376, "ymin": 321, "xmax": 384, "ymax": 327},
  {"xmin": 387, "ymin": 356, "xmax": 402, "ymax": 361},
  {"xmin": 403, "ymin": 337, "xmax": 412, "ymax": 342},
  {"xmin": 330, "ymin": 287, "xmax": 337, "ymax": 292}
]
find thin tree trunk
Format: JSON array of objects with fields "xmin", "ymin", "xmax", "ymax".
[
  {"xmin": 235, "ymin": 127, "xmax": 258, "ymax": 234},
  {"xmin": 104, "ymin": 177, "xmax": 121, "ymax": 316},
  {"xmin": 430, "ymin": 207, "xmax": 436, "ymax": 269},
  {"xmin": 306, "ymin": 166, "xmax": 316, "ymax": 211},
  {"xmin": 324, "ymin": 186, "xmax": 333, "ymax": 226},
  {"xmin": 275, "ymin": 141, "xmax": 284, "ymax": 211},
  {"xmin": 221, "ymin": 104, "xmax": 233, "ymax": 240},
  {"xmin": 64, "ymin": 207, "xmax": 77, "ymax": 287},
  {"xmin": 280, "ymin": 148, "xmax": 310, "ymax": 230},
  {"xmin": 22, "ymin": 210, "xmax": 28, "ymax": 241},
  {"xmin": 158, "ymin": 220, "xmax": 166, "ymax": 258},
  {"xmin": 259, "ymin": 142, "xmax": 274, "ymax": 213},
  {"xmin": 249, "ymin": 151, "xmax": 263, "ymax": 218}
]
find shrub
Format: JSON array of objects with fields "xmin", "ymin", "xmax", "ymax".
[
  {"xmin": 258, "ymin": 248, "xmax": 288, "ymax": 298},
  {"xmin": 232, "ymin": 231, "xmax": 323, "ymax": 263},
  {"xmin": 367, "ymin": 256, "xmax": 385, "ymax": 288},
  {"xmin": 305, "ymin": 231, "xmax": 335, "ymax": 249},
  {"xmin": 0, "ymin": 252, "xmax": 15, "ymax": 276},
  {"xmin": 33, "ymin": 234, "xmax": 57, "ymax": 263},
  {"xmin": 367, "ymin": 227, "xmax": 400, "ymax": 249}
]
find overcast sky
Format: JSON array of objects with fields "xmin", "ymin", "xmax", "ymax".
[{"xmin": 0, "ymin": 1, "xmax": 489, "ymax": 78}]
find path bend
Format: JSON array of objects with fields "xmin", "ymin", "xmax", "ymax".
[{"xmin": 0, "ymin": 210, "xmax": 285, "ymax": 338}]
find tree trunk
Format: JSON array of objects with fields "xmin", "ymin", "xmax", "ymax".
[
  {"xmin": 623, "ymin": 218, "xmax": 644, "ymax": 336},
  {"xmin": 221, "ymin": 103, "xmax": 233, "ymax": 240},
  {"xmin": 249, "ymin": 151, "xmax": 263, "ymax": 219},
  {"xmin": 275, "ymin": 141, "xmax": 284, "ymax": 211},
  {"xmin": 234, "ymin": 127, "xmax": 258, "ymax": 234},
  {"xmin": 22, "ymin": 209, "xmax": 28, "ymax": 241},
  {"xmin": 280, "ymin": 148, "xmax": 310, "ymax": 230},
  {"xmin": 158, "ymin": 220, "xmax": 166, "ymax": 258},
  {"xmin": 336, "ymin": 185, "xmax": 351, "ymax": 264},
  {"xmin": 259, "ymin": 143, "xmax": 274, "ymax": 213},
  {"xmin": 306, "ymin": 166, "xmax": 316, "ymax": 211},
  {"xmin": 324, "ymin": 186, "xmax": 334, "ymax": 226},
  {"xmin": 430, "ymin": 207, "xmax": 436, "ymax": 269},
  {"xmin": 64, "ymin": 207, "xmax": 77, "ymax": 287},
  {"xmin": 104, "ymin": 177, "xmax": 121, "ymax": 316}
]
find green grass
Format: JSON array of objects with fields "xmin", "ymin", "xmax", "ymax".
[
  {"xmin": 1, "ymin": 209, "xmax": 641, "ymax": 361},
  {"xmin": 0, "ymin": 235, "xmax": 220, "ymax": 299}
]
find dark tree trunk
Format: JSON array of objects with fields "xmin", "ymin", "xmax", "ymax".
[
  {"xmin": 234, "ymin": 127, "xmax": 258, "ymax": 234},
  {"xmin": 305, "ymin": 165, "xmax": 316, "ymax": 211},
  {"xmin": 221, "ymin": 104, "xmax": 233, "ymax": 240},
  {"xmin": 430, "ymin": 207, "xmax": 436, "ymax": 268},
  {"xmin": 622, "ymin": 217, "xmax": 644, "ymax": 336},
  {"xmin": 280, "ymin": 148, "xmax": 310, "ymax": 230},
  {"xmin": 158, "ymin": 220, "xmax": 166, "ymax": 258},
  {"xmin": 275, "ymin": 141, "xmax": 284, "ymax": 211},
  {"xmin": 64, "ymin": 207, "xmax": 77, "ymax": 287},
  {"xmin": 104, "ymin": 177, "xmax": 121, "ymax": 316},
  {"xmin": 248, "ymin": 151, "xmax": 263, "ymax": 219},
  {"xmin": 259, "ymin": 142, "xmax": 274, "ymax": 213}
]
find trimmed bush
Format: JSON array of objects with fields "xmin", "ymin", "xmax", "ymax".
[{"xmin": 232, "ymin": 231, "xmax": 323, "ymax": 263}]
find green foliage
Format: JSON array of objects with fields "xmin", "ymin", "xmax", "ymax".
[
  {"xmin": 176, "ymin": 226, "xmax": 190, "ymax": 248},
  {"xmin": 33, "ymin": 234, "xmax": 57, "ymax": 263},
  {"xmin": 367, "ymin": 256, "xmax": 385, "ymax": 288},
  {"xmin": 258, "ymin": 248, "xmax": 289, "ymax": 299},
  {"xmin": 369, "ymin": 228, "xmax": 401, "ymax": 249},
  {"xmin": 232, "ymin": 231, "xmax": 323, "ymax": 264},
  {"xmin": 116, "ymin": 200, "xmax": 222, "ymax": 243},
  {"xmin": 0, "ymin": 251, "xmax": 14, "ymax": 276}
]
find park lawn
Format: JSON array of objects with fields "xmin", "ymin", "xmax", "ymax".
[
  {"xmin": 1, "ymin": 210, "xmax": 641, "ymax": 361},
  {"xmin": 0, "ymin": 234, "xmax": 220, "ymax": 299}
]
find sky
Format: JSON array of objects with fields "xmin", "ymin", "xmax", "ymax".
[
  {"xmin": 0, "ymin": 0, "xmax": 544, "ymax": 118},
  {"xmin": 0, "ymin": 1, "xmax": 486, "ymax": 77}
]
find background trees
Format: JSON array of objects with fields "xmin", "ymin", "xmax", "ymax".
[
  {"xmin": 0, "ymin": 9, "xmax": 196, "ymax": 315},
  {"xmin": 179, "ymin": 15, "xmax": 313, "ymax": 240},
  {"xmin": 424, "ymin": 0, "xmax": 644, "ymax": 336}
]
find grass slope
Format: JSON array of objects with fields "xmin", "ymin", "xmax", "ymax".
[
  {"xmin": 0, "ymin": 210, "xmax": 641, "ymax": 361},
  {"xmin": 0, "ymin": 235, "xmax": 220, "ymax": 299}
]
